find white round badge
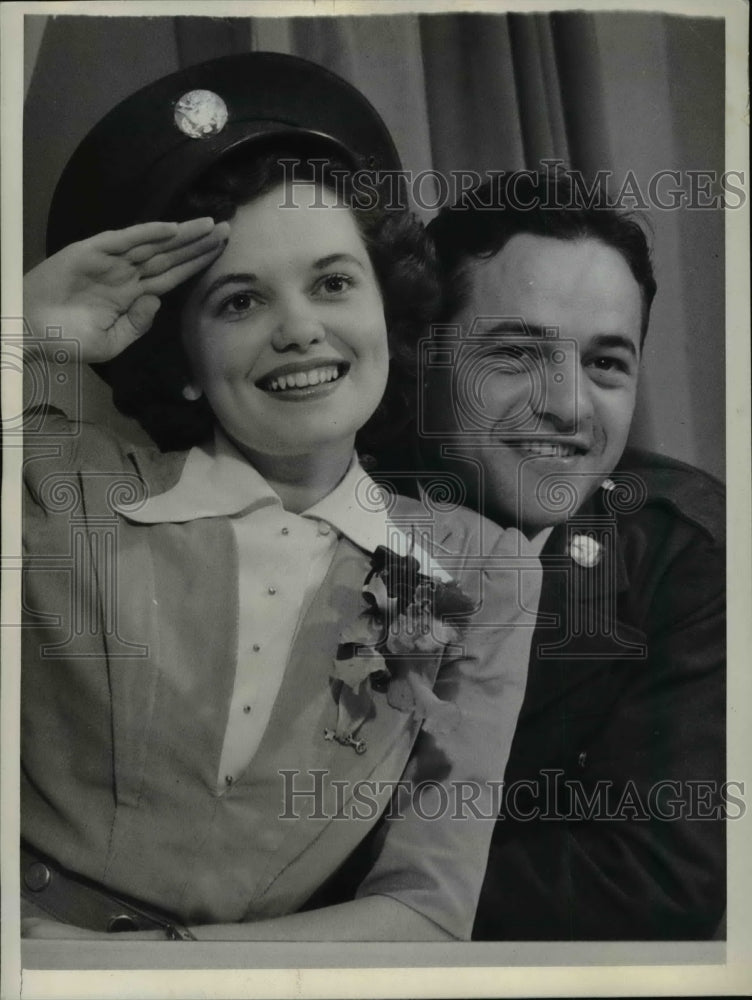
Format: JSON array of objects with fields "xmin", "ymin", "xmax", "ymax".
[
  {"xmin": 174, "ymin": 90, "xmax": 228, "ymax": 139},
  {"xmin": 569, "ymin": 534, "xmax": 602, "ymax": 568}
]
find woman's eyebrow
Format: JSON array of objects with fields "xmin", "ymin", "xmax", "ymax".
[
  {"xmin": 199, "ymin": 272, "xmax": 257, "ymax": 306},
  {"xmin": 313, "ymin": 253, "xmax": 367, "ymax": 272}
]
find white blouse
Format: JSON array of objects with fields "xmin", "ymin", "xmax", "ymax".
[{"xmin": 115, "ymin": 431, "xmax": 449, "ymax": 792}]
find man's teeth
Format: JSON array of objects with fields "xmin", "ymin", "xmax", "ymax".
[
  {"xmin": 268, "ymin": 366, "xmax": 341, "ymax": 391},
  {"xmin": 516, "ymin": 441, "xmax": 578, "ymax": 457}
]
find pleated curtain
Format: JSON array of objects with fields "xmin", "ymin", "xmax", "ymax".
[{"xmin": 24, "ymin": 12, "xmax": 725, "ymax": 478}]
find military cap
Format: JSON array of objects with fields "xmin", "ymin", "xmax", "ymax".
[{"xmin": 46, "ymin": 51, "xmax": 401, "ymax": 255}]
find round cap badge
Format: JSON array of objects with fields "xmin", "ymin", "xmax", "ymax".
[
  {"xmin": 174, "ymin": 89, "xmax": 228, "ymax": 139},
  {"xmin": 569, "ymin": 534, "xmax": 602, "ymax": 568}
]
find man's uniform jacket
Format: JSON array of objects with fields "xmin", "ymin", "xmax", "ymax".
[
  {"xmin": 473, "ymin": 448, "xmax": 726, "ymax": 940},
  {"xmin": 344, "ymin": 446, "xmax": 725, "ymax": 940}
]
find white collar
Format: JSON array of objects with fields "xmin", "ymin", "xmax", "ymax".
[{"xmin": 115, "ymin": 432, "xmax": 450, "ymax": 580}]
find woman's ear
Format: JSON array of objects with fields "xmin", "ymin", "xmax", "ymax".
[{"xmin": 182, "ymin": 383, "xmax": 203, "ymax": 402}]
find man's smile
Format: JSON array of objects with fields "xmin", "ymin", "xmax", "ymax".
[{"xmin": 500, "ymin": 437, "xmax": 591, "ymax": 459}]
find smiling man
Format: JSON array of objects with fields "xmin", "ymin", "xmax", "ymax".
[
  {"xmin": 425, "ymin": 229, "xmax": 644, "ymax": 537},
  {"xmin": 389, "ymin": 171, "xmax": 726, "ymax": 940}
]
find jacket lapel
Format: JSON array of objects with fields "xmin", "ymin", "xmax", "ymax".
[
  {"xmin": 523, "ymin": 508, "xmax": 648, "ymax": 721},
  {"xmin": 246, "ymin": 535, "xmax": 426, "ymax": 901},
  {"xmin": 76, "ymin": 459, "xmax": 163, "ymax": 810}
]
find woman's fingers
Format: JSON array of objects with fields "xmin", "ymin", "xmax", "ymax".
[
  {"xmin": 92, "ymin": 221, "xmax": 183, "ymax": 255},
  {"xmin": 91, "ymin": 217, "xmax": 220, "ymax": 261},
  {"xmin": 23, "ymin": 218, "xmax": 230, "ymax": 362},
  {"xmin": 70, "ymin": 218, "xmax": 228, "ymax": 300},
  {"xmin": 122, "ymin": 217, "xmax": 224, "ymax": 264},
  {"xmin": 141, "ymin": 238, "xmax": 228, "ymax": 297},
  {"xmin": 22, "ymin": 918, "xmax": 108, "ymax": 940},
  {"xmin": 139, "ymin": 223, "xmax": 230, "ymax": 277},
  {"xmin": 103, "ymin": 294, "xmax": 163, "ymax": 355},
  {"xmin": 125, "ymin": 293, "xmax": 162, "ymax": 339}
]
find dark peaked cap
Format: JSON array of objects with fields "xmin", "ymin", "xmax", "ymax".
[{"xmin": 47, "ymin": 51, "xmax": 402, "ymax": 255}]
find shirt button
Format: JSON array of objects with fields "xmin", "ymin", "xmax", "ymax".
[
  {"xmin": 281, "ymin": 527, "xmax": 289, "ymax": 535},
  {"xmin": 107, "ymin": 914, "xmax": 139, "ymax": 933},
  {"xmin": 252, "ymin": 643, "xmax": 261, "ymax": 652},
  {"xmin": 577, "ymin": 751, "xmax": 588, "ymax": 769},
  {"xmin": 24, "ymin": 861, "xmax": 51, "ymax": 892},
  {"xmin": 225, "ymin": 775, "xmax": 234, "ymax": 786},
  {"xmin": 317, "ymin": 523, "xmax": 331, "ymax": 536},
  {"xmin": 267, "ymin": 586, "xmax": 277, "ymax": 595},
  {"xmin": 243, "ymin": 704, "xmax": 252, "ymax": 714}
]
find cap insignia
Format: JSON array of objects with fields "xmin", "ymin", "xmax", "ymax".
[{"xmin": 174, "ymin": 89, "xmax": 228, "ymax": 139}]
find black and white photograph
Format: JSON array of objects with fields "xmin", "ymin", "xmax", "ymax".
[{"xmin": 2, "ymin": 1, "xmax": 750, "ymax": 997}]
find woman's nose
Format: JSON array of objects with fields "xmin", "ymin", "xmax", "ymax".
[{"xmin": 271, "ymin": 299, "xmax": 325, "ymax": 351}]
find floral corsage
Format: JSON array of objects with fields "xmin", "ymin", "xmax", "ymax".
[{"xmin": 326, "ymin": 544, "xmax": 475, "ymax": 753}]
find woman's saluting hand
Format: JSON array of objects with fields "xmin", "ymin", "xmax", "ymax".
[{"xmin": 23, "ymin": 218, "xmax": 230, "ymax": 363}]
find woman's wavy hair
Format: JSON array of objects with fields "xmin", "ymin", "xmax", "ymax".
[{"xmin": 99, "ymin": 139, "xmax": 440, "ymax": 454}]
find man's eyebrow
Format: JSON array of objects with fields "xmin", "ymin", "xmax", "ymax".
[
  {"xmin": 200, "ymin": 273, "xmax": 257, "ymax": 306},
  {"xmin": 482, "ymin": 321, "xmax": 639, "ymax": 358},
  {"xmin": 483, "ymin": 319, "xmax": 550, "ymax": 337},
  {"xmin": 312, "ymin": 253, "xmax": 367, "ymax": 272},
  {"xmin": 591, "ymin": 333, "xmax": 639, "ymax": 359}
]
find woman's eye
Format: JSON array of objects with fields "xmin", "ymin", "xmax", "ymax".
[
  {"xmin": 315, "ymin": 273, "xmax": 354, "ymax": 296},
  {"xmin": 217, "ymin": 292, "xmax": 257, "ymax": 318}
]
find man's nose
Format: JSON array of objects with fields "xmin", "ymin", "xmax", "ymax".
[
  {"xmin": 533, "ymin": 350, "xmax": 594, "ymax": 431},
  {"xmin": 271, "ymin": 298, "xmax": 325, "ymax": 351}
]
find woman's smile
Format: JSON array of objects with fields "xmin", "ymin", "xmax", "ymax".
[{"xmin": 256, "ymin": 358, "xmax": 349, "ymax": 396}]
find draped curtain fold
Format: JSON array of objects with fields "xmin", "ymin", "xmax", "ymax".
[
  {"xmin": 509, "ymin": 14, "xmax": 570, "ymax": 165},
  {"xmin": 23, "ymin": 12, "xmax": 725, "ymax": 478}
]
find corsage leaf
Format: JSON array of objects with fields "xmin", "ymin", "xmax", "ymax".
[{"xmin": 328, "ymin": 542, "xmax": 472, "ymax": 749}]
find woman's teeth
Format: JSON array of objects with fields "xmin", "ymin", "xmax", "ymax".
[
  {"xmin": 516, "ymin": 441, "xmax": 578, "ymax": 457},
  {"xmin": 268, "ymin": 366, "xmax": 341, "ymax": 391}
]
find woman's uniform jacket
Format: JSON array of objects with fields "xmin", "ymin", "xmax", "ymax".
[{"xmin": 21, "ymin": 410, "xmax": 541, "ymax": 939}]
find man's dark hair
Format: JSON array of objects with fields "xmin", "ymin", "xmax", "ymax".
[
  {"xmin": 101, "ymin": 141, "xmax": 440, "ymax": 452},
  {"xmin": 427, "ymin": 170, "xmax": 657, "ymax": 342}
]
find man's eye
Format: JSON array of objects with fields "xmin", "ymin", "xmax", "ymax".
[
  {"xmin": 591, "ymin": 356, "xmax": 626, "ymax": 371},
  {"xmin": 586, "ymin": 355, "xmax": 632, "ymax": 382},
  {"xmin": 314, "ymin": 273, "xmax": 354, "ymax": 296},
  {"xmin": 484, "ymin": 343, "xmax": 541, "ymax": 371}
]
